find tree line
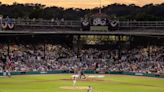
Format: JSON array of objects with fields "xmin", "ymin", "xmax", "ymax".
[{"xmin": 0, "ymin": 2, "xmax": 164, "ymax": 21}]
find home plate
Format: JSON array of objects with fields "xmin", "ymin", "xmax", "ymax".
[{"xmin": 60, "ymin": 86, "xmax": 88, "ymax": 90}]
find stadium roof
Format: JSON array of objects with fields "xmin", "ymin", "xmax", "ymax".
[{"xmin": 0, "ymin": 30, "xmax": 164, "ymax": 36}]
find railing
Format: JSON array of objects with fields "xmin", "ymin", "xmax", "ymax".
[
  {"xmin": 1, "ymin": 18, "xmax": 164, "ymax": 29},
  {"xmin": 15, "ymin": 19, "xmax": 164, "ymax": 28},
  {"xmin": 119, "ymin": 21, "xmax": 164, "ymax": 28},
  {"xmin": 0, "ymin": 70, "xmax": 164, "ymax": 78},
  {"xmin": 14, "ymin": 19, "xmax": 81, "ymax": 27}
]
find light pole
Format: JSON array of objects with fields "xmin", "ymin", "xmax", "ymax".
[{"xmin": 99, "ymin": 0, "xmax": 102, "ymax": 13}]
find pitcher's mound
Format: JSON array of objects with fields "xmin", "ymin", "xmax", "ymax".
[{"xmin": 60, "ymin": 86, "xmax": 88, "ymax": 90}]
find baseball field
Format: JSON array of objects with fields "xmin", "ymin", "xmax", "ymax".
[{"xmin": 0, "ymin": 74, "xmax": 164, "ymax": 92}]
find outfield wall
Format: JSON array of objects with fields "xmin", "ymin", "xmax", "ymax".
[
  {"xmin": 0, "ymin": 70, "xmax": 164, "ymax": 78},
  {"xmin": 108, "ymin": 71, "xmax": 164, "ymax": 78}
]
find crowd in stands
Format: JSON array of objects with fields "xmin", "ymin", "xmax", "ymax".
[{"xmin": 0, "ymin": 43, "xmax": 164, "ymax": 74}]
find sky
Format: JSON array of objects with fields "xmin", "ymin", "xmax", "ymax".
[{"xmin": 0, "ymin": 0, "xmax": 164, "ymax": 9}]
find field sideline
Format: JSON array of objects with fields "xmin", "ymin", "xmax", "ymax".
[{"xmin": 0, "ymin": 74, "xmax": 164, "ymax": 92}]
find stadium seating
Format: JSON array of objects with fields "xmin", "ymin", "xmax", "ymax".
[{"xmin": 0, "ymin": 43, "xmax": 163, "ymax": 75}]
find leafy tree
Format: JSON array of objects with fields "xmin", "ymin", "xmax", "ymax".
[{"xmin": 0, "ymin": 2, "xmax": 163, "ymax": 20}]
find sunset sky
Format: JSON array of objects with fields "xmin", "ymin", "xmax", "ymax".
[{"xmin": 0, "ymin": 0, "xmax": 164, "ymax": 9}]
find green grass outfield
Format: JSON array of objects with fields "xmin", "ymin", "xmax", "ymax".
[{"xmin": 0, "ymin": 74, "xmax": 164, "ymax": 92}]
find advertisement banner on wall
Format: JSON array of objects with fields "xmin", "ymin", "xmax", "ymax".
[{"xmin": 135, "ymin": 72, "xmax": 143, "ymax": 76}]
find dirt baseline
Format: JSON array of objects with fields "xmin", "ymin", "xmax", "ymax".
[
  {"xmin": 61, "ymin": 78, "xmax": 104, "ymax": 81},
  {"xmin": 60, "ymin": 86, "xmax": 88, "ymax": 90}
]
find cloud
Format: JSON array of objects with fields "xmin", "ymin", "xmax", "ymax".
[{"xmin": 1, "ymin": 0, "xmax": 164, "ymax": 8}]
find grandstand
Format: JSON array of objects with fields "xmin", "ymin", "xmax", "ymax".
[
  {"xmin": 0, "ymin": 23, "xmax": 163, "ymax": 75},
  {"xmin": 0, "ymin": 13, "xmax": 164, "ymax": 92}
]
